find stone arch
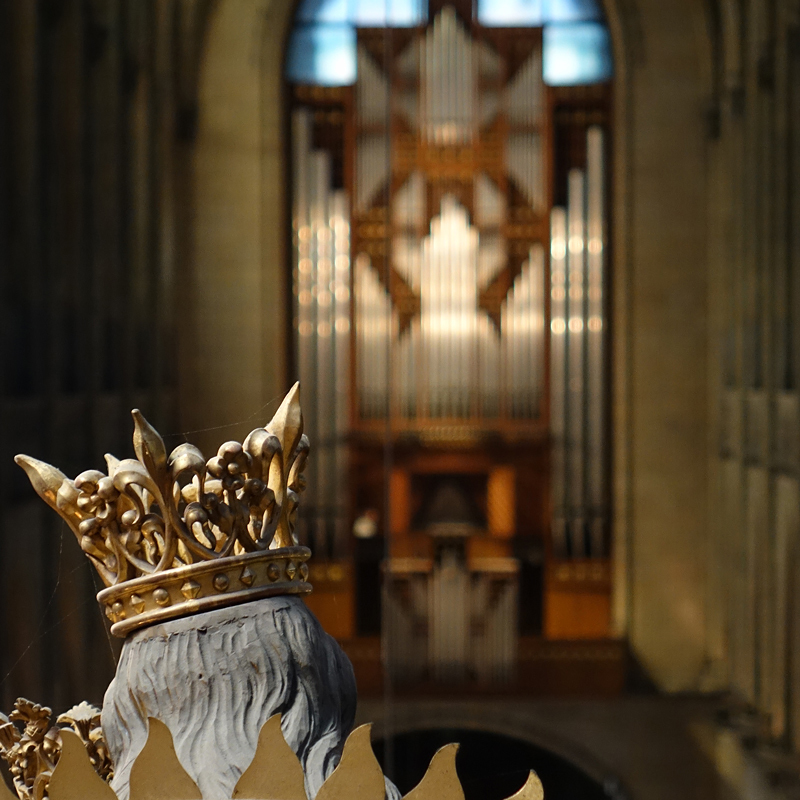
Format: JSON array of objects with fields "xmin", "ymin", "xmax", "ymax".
[{"xmin": 367, "ymin": 704, "xmax": 620, "ymax": 790}]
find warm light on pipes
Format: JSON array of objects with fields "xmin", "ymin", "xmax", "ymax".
[
  {"xmin": 568, "ymin": 316, "xmax": 584, "ymax": 332},
  {"xmin": 551, "ymin": 238, "xmax": 567, "ymax": 259}
]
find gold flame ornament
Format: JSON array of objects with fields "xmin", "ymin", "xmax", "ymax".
[
  {"xmin": 7, "ymin": 714, "xmax": 545, "ymax": 800},
  {"xmin": 15, "ymin": 384, "xmax": 312, "ymax": 636}
]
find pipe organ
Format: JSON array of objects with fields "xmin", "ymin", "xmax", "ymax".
[{"xmin": 290, "ymin": 2, "xmax": 613, "ymax": 675}]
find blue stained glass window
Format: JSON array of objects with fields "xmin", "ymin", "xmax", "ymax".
[
  {"xmin": 477, "ymin": 0, "xmax": 603, "ymax": 25},
  {"xmin": 543, "ymin": 23, "xmax": 612, "ymax": 85},
  {"xmin": 286, "ymin": 0, "xmax": 612, "ymax": 86},
  {"xmin": 477, "ymin": 0, "xmax": 543, "ymax": 26},
  {"xmin": 286, "ymin": 25, "xmax": 357, "ymax": 86},
  {"xmin": 295, "ymin": 0, "xmax": 426, "ymax": 26},
  {"xmin": 296, "ymin": 0, "xmax": 350, "ymax": 23},
  {"xmin": 352, "ymin": 0, "xmax": 426, "ymax": 25},
  {"xmin": 544, "ymin": 0, "xmax": 604, "ymax": 22}
]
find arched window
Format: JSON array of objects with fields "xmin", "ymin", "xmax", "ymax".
[
  {"xmin": 286, "ymin": 0, "xmax": 612, "ymax": 86},
  {"xmin": 286, "ymin": 0, "xmax": 613, "ymax": 660}
]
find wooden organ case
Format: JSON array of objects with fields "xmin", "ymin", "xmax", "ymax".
[{"xmin": 290, "ymin": 1, "xmax": 615, "ymax": 690}]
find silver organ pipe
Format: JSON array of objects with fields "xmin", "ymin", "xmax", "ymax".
[
  {"xmin": 567, "ymin": 168, "xmax": 586, "ymax": 557},
  {"xmin": 417, "ymin": 197, "xmax": 482, "ymax": 417},
  {"xmin": 478, "ymin": 313, "xmax": 500, "ymax": 417},
  {"xmin": 355, "ymin": 46, "xmax": 389, "ymax": 213},
  {"xmin": 507, "ymin": 134, "xmax": 545, "ymax": 215},
  {"xmin": 586, "ymin": 126, "xmax": 606, "ymax": 556},
  {"xmin": 429, "ymin": 548, "xmax": 469, "ymax": 682},
  {"xmin": 292, "ymin": 110, "xmax": 352, "ymax": 556},
  {"xmin": 332, "ymin": 192, "xmax": 351, "ymax": 554},
  {"xmin": 293, "ymin": 110, "xmax": 316, "ymax": 546},
  {"xmin": 530, "ymin": 244, "xmax": 546, "ymax": 416},
  {"xmin": 549, "ymin": 208, "xmax": 568, "ymax": 557},
  {"xmin": 549, "ymin": 129, "xmax": 608, "ymax": 560},
  {"xmin": 501, "ymin": 245, "xmax": 546, "ymax": 419},
  {"xmin": 506, "ymin": 45, "xmax": 543, "ymax": 128},
  {"xmin": 506, "ymin": 47, "xmax": 545, "ymax": 214},
  {"xmin": 422, "ymin": 7, "xmax": 474, "ymax": 145},
  {"xmin": 312, "ymin": 151, "xmax": 333, "ymax": 554},
  {"xmin": 355, "ymin": 254, "xmax": 393, "ymax": 418}
]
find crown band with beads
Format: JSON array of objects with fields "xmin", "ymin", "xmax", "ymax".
[
  {"xmin": 14, "ymin": 383, "xmax": 313, "ymax": 637},
  {"xmin": 98, "ymin": 546, "xmax": 311, "ymax": 636}
]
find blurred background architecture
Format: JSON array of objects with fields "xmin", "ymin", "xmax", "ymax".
[{"xmin": 1, "ymin": 0, "xmax": 798, "ymax": 797}]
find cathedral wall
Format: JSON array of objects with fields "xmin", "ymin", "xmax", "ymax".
[
  {"xmin": 705, "ymin": 0, "xmax": 800, "ymax": 751},
  {"xmin": 615, "ymin": 0, "xmax": 714, "ymax": 691},
  {"xmin": 183, "ymin": 0, "xmax": 292, "ymax": 454},
  {"xmin": 0, "ymin": 0, "xmax": 189, "ymax": 709}
]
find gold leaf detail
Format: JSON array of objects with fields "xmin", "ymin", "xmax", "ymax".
[
  {"xmin": 267, "ymin": 563, "xmax": 280, "ymax": 582},
  {"xmin": 233, "ymin": 714, "xmax": 307, "ymax": 800},
  {"xmin": 403, "ymin": 744, "xmax": 463, "ymax": 800},
  {"xmin": 316, "ymin": 724, "xmax": 385, "ymax": 800},
  {"xmin": 13, "ymin": 456, "xmax": 69, "ymax": 512},
  {"xmin": 212, "ymin": 574, "xmax": 229, "ymax": 592},
  {"xmin": 130, "ymin": 595, "xmax": 145, "ymax": 614},
  {"xmin": 240, "ymin": 567, "xmax": 255, "ymax": 587},
  {"xmin": 129, "ymin": 719, "xmax": 201, "ymax": 800},
  {"xmin": 131, "ymin": 410, "xmax": 168, "ymax": 491},
  {"xmin": 286, "ymin": 562, "xmax": 297, "ymax": 580},
  {"xmin": 48, "ymin": 729, "xmax": 117, "ymax": 800},
  {"xmin": 503, "ymin": 771, "xmax": 544, "ymax": 800},
  {"xmin": 181, "ymin": 581, "xmax": 202, "ymax": 600},
  {"xmin": 153, "ymin": 588, "xmax": 170, "ymax": 607}
]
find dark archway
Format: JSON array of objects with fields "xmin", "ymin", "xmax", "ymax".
[{"xmin": 374, "ymin": 728, "xmax": 626, "ymax": 800}]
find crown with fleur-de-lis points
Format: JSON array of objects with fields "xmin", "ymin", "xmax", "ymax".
[{"xmin": 15, "ymin": 384, "xmax": 312, "ymax": 637}]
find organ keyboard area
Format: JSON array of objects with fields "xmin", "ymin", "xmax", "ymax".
[{"xmin": 291, "ymin": 1, "xmax": 613, "ymax": 685}]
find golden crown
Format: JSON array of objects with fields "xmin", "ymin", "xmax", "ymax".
[{"xmin": 15, "ymin": 384, "xmax": 312, "ymax": 637}]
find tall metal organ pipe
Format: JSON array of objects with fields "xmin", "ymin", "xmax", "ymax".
[
  {"xmin": 292, "ymin": 108, "xmax": 351, "ymax": 557},
  {"xmin": 549, "ymin": 126, "xmax": 607, "ymax": 560}
]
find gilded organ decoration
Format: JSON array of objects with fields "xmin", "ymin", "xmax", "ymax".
[{"xmin": 350, "ymin": 7, "xmax": 550, "ymax": 427}]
